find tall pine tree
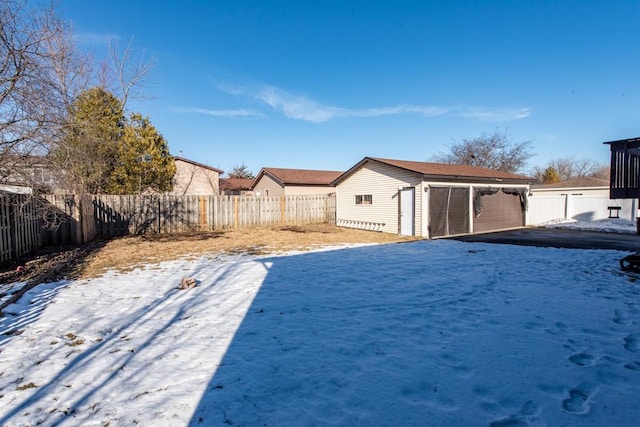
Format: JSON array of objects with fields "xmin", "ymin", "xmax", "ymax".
[
  {"xmin": 54, "ymin": 87, "xmax": 175, "ymax": 194},
  {"xmin": 55, "ymin": 87, "xmax": 124, "ymax": 193},
  {"xmin": 107, "ymin": 113, "xmax": 175, "ymax": 194}
]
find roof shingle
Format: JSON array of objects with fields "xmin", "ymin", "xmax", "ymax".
[
  {"xmin": 258, "ymin": 167, "xmax": 343, "ymax": 186},
  {"xmin": 364, "ymin": 157, "xmax": 533, "ymax": 181}
]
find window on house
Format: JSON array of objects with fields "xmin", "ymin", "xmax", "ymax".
[
  {"xmin": 355, "ymin": 194, "xmax": 372, "ymax": 205},
  {"xmin": 33, "ymin": 168, "xmax": 45, "ymax": 182},
  {"xmin": 33, "ymin": 168, "xmax": 52, "ymax": 183}
]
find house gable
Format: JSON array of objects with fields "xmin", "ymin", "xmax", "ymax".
[
  {"xmin": 252, "ymin": 172, "xmax": 285, "ymax": 197},
  {"xmin": 334, "ymin": 160, "xmax": 423, "ymax": 234},
  {"xmin": 172, "ymin": 157, "xmax": 223, "ymax": 195},
  {"xmin": 252, "ymin": 167, "xmax": 342, "ymax": 196}
]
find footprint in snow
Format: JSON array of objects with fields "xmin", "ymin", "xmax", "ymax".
[
  {"xmin": 561, "ymin": 383, "xmax": 598, "ymax": 414},
  {"xmin": 624, "ymin": 361, "xmax": 640, "ymax": 371},
  {"xmin": 488, "ymin": 417, "xmax": 529, "ymax": 427},
  {"xmin": 489, "ymin": 401, "xmax": 539, "ymax": 427},
  {"xmin": 624, "ymin": 334, "xmax": 640, "ymax": 353},
  {"xmin": 568, "ymin": 352, "xmax": 597, "ymax": 367},
  {"xmin": 613, "ymin": 309, "xmax": 629, "ymax": 325}
]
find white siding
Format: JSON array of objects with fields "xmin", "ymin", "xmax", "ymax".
[{"xmin": 336, "ymin": 162, "xmax": 422, "ymax": 235}]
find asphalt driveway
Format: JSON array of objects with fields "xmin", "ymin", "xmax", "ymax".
[{"xmin": 451, "ymin": 227, "xmax": 640, "ymax": 253}]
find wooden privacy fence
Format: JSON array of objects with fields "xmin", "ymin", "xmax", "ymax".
[
  {"xmin": 0, "ymin": 193, "xmax": 96, "ymax": 263},
  {"xmin": 0, "ymin": 193, "xmax": 336, "ymax": 263},
  {"xmin": 93, "ymin": 193, "xmax": 336, "ymax": 238},
  {"xmin": 0, "ymin": 193, "xmax": 41, "ymax": 263}
]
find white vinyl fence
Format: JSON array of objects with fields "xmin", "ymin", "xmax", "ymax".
[{"xmin": 527, "ymin": 193, "xmax": 637, "ymax": 226}]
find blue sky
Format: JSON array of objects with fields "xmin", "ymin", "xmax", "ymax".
[{"xmin": 59, "ymin": 1, "xmax": 639, "ymax": 176}]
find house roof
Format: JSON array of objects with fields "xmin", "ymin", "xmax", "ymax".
[
  {"xmin": 174, "ymin": 156, "xmax": 224, "ymax": 174},
  {"xmin": 531, "ymin": 177, "xmax": 609, "ymax": 190},
  {"xmin": 603, "ymin": 137, "xmax": 640, "ymax": 146},
  {"xmin": 332, "ymin": 157, "xmax": 533, "ymax": 185},
  {"xmin": 219, "ymin": 178, "xmax": 254, "ymax": 191},
  {"xmin": 251, "ymin": 167, "xmax": 343, "ymax": 188}
]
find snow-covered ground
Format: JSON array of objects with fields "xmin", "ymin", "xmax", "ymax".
[{"xmin": 1, "ymin": 224, "xmax": 640, "ymax": 426}]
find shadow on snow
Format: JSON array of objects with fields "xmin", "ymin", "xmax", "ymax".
[
  {"xmin": 188, "ymin": 241, "xmax": 489, "ymax": 426},
  {"xmin": 0, "ymin": 258, "xmax": 250, "ymax": 426}
]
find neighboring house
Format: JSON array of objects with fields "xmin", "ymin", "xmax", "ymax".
[
  {"xmin": 0, "ymin": 156, "xmax": 58, "ymax": 193},
  {"xmin": 528, "ymin": 176, "xmax": 635, "ymax": 224},
  {"xmin": 171, "ymin": 157, "xmax": 223, "ymax": 195},
  {"xmin": 331, "ymin": 157, "xmax": 532, "ymax": 238},
  {"xmin": 251, "ymin": 167, "xmax": 342, "ymax": 197},
  {"xmin": 219, "ymin": 178, "xmax": 254, "ymax": 195}
]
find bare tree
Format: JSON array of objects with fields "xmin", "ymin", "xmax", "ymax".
[
  {"xmin": 531, "ymin": 157, "xmax": 609, "ymax": 183},
  {"xmin": 432, "ymin": 129, "xmax": 533, "ymax": 174},
  {"xmin": 1, "ymin": 1, "xmax": 62, "ymax": 159},
  {"xmin": 104, "ymin": 37, "xmax": 156, "ymax": 109},
  {"xmin": 49, "ymin": 35, "xmax": 155, "ymax": 196},
  {"xmin": 0, "ymin": 1, "xmax": 157, "ymax": 233},
  {"xmin": 0, "ymin": 1, "xmax": 92, "ymax": 187}
]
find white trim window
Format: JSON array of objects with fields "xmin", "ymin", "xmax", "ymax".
[{"xmin": 355, "ymin": 194, "xmax": 372, "ymax": 205}]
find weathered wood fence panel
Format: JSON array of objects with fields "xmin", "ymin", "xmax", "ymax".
[
  {"xmin": 93, "ymin": 195, "xmax": 203, "ymax": 236},
  {"xmin": 0, "ymin": 195, "xmax": 11, "ymax": 262},
  {"xmin": 0, "ymin": 193, "xmax": 337, "ymax": 262},
  {"xmin": 92, "ymin": 194, "xmax": 336, "ymax": 237},
  {"xmin": 41, "ymin": 194, "xmax": 79, "ymax": 246},
  {"xmin": 0, "ymin": 194, "xmax": 41, "ymax": 263}
]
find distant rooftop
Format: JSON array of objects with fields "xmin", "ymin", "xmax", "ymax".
[{"xmin": 253, "ymin": 167, "xmax": 343, "ymax": 187}]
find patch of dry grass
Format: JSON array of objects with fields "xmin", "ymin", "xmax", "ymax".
[{"xmin": 77, "ymin": 225, "xmax": 419, "ymax": 278}]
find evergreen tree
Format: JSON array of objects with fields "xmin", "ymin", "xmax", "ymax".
[
  {"xmin": 106, "ymin": 113, "xmax": 176, "ymax": 193},
  {"xmin": 53, "ymin": 87, "xmax": 175, "ymax": 194},
  {"xmin": 55, "ymin": 87, "xmax": 124, "ymax": 193},
  {"xmin": 542, "ymin": 166, "xmax": 561, "ymax": 183},
  {"xmin": 229, "ymin": 163, "xmax": 254, "ymax": 179}
]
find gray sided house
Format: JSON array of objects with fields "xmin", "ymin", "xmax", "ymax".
[
  {"xmin": 332, "ymin": 157, "xmax": 533, "ymax": 238},
  {"xmin": 251, "ymin": 167, "xmax": 343, "ymax": 197}
]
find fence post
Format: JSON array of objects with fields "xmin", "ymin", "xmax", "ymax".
[
  {"xmin": 280, "ymin": 196, "xmax": 286, "ymax": 225},
  {"xmin": 199, "ymin": 196, "xmax": 207, "ymax": 230},
  {"xmin": 233, "ymin": 196, "xmax": 239, "ymax": 229},
  {"xmin": 9, "ymin": 198, "xmax": 18, "ymax": 259}
]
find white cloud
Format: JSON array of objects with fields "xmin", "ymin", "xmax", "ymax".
[
  {"xmin": 253, "ymin": 85, "xmax": 530, "ymax": 123},
  {"xmin": 255, "ymin": 86, "xmax": 342, "ymax": 122},
  {"xmin": 173, "ymin": 106, "xmax": 265, "ymax": 119},
  {"xmin": 455, "ymin": 106, "xmax": 532, "ymax": 121},
  {"xmin": 217, "ymin": 83, "xmax": 246, "ymax": 96}
]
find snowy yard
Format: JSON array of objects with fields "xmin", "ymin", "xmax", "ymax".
[{"xmin": 1, "ymin": 237, "xmax": 640, "ymax": 426}]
